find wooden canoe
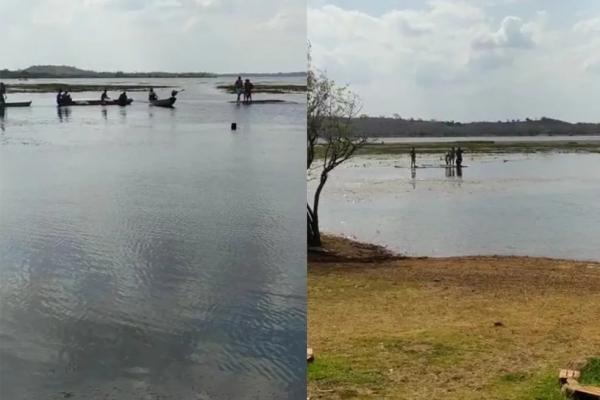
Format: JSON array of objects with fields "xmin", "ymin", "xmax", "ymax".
[
  {"xmin": 58, "ymin": 99, "xmax": 133, "ymax": 107},
  {"xmin": 150, "ymin": 98, "xmax": 176, "ymax": 108},
  {"xmin": 1, "ymin": 101, "xmax": 32, "ymax": 108}
]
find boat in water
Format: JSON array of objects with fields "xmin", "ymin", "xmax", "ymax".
[
  {"xmin": 58, "ymin": 99, "xmax": 133, "ymax": 107},
  {"xmin": 150, "ymin": 97, "xmax": 176, "ymax": 108},
  {"xmin": 0, "ymin": 101, "xmax": 32, "ymax": 108}
]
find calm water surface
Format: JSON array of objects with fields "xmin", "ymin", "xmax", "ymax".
[
  {"xmin": 311, "ymin": 152, "xmax": 600, "ymax": 261},
  {"xmin": 0, "ymin": 77, "xmax": 306, "ymax": 399}
]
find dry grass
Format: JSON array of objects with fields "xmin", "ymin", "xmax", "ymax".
[{"xmin": 308, "ymin": 235, "xmax": 600, "ymax": 400}]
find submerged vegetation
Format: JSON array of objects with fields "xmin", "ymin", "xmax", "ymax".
[
  {"xmin": 312, "ymin": 140, "xmax": 600, "ymax": 158},
  {"xmin": 7, "ymin": 83, "xmax": 174, "ymax": 93}
]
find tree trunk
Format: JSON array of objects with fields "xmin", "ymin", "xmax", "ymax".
[
  {"xmin": 307, "ymin": 204, "xmax": 320, "ymax": 247},
  {"xmin": 307, "ymin": 172, "xmax": 328, "ymax": 247}
]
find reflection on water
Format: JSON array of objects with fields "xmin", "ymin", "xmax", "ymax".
[
  {"xmin": 312, "ymin": 153, "xmax": 600, "ymax": 261},
  {"xmin": 0, "ymin": 77, "xmax": 306, "ymax": 399}
]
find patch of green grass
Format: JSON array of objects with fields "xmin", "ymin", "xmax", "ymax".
[
  {"xmin": 308, "ymin": 355, "xmax": 388, "ymax": 388},
  {"xmin": 527, "ymin": 373, "xmax": 565, "ymax": 400},
  {"xmin": 580, "ymin": 358, "xmax": 600, "ymax": 385},
  {"xmin": 499, "ymin": 371, "xmax": 531, "ymax": 383}
]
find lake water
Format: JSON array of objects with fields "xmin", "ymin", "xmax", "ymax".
[
  {"xmin": 311, "ymin": 152, "xmax": 600, "ymax": 261},
  {"xmin": 0, "ymin": 77, "xmax": 306, "ymax": 399}
]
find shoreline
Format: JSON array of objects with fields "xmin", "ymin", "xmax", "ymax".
[
  {"xmin": 315, "ymin": 139, "xmax": 600, "ymax": 157},
  {"xmin": 308, "ymin": 234, "xmax": 600, "ymax": 399}
]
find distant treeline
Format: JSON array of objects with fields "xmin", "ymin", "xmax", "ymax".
[
  {"xmin": 0, "ymin": 65, "xmax": 306, "ymax": 79},
  {"xmin": 352, "ymin": 116, "xmax": 600, "ymax": 137},
  {"xmin": 0, "ymin": 65, "xmax": 216, "ymax": 79}
]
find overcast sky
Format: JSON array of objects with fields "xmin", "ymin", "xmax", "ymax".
[
  {"xmin": 0, "ymin": 0, "xmax": 305, "ymax": 73},
  {"xmin": 309, "ymin": 0, "xmax": 600, "ymax": 122}
]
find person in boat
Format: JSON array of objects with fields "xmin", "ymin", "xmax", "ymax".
[
  {"xmin": 410, "ymin": 147, "xmax": 416, "ymax": 169},
  {"xmin": 62, "ymin": 91, "xmax": 72, "ymax": 105},
  {"xmin": 118, "ymin": 91, "xmax": 128, "ymax": 106},
  {"xmin": 234, "ymin": 76, "xmax": 243, "ymax": 104},
  {"xmin": 56, "ymin": 89, "xmax": 63, "ymax": 105},
  {"xmin": 243, "ymin": 79, "xmax": 254, "ymax": 103},
  {"xmin": 0, "ymin": 82, "xmax": 6, "ymax": 105},
  {"xmin": 456, "ymin": 147, "xmax": 464, "ymax": 168},
  {"xmin": 148, "ymin": 88, "xmax": 157, "ymax": 102},
  {"xmin": 170, "ymin": 90, "xmax": 178, "ymax": 103},
  {"xmin": 101, "ymin": 89, "xmax": 111, "ymax": 103}
]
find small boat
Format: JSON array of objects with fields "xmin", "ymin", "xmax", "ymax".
[
  {"xmin": 0, "ymin": 101, "xmax": 32, "ymax": 108},
  {"xmin": 150, "ymin": 97, "xmax": 176, "ymax": 108},
  {"xmin": 58, "ymin": 99, "xmax": 133, "ymax": 107}
]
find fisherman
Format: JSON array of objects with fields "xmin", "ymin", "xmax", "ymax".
[
  {"xmin": 148, "ymin": 88, "xmax": 157, "ymax": 102},
  {"xmin": 62, "ymin": 91, "xmax": 72, "ymax": 105},
  {"xmin": 243, "ymin": 78, "xmax": 254, "ymax": 103},
  {"xmin": 118, "ymin": 91, "xmax": 128, "ymax": 106},
  {"xmin": 449, "ymin": 147, "xmax": 456, "ymax": 166},
  {"xmin": 456, "ymin": 147, "xmax": 464, "ymax": 168},
  {"xmin": 101, "ymin": 89, "xmax": 111, "ymax": 103},
  {"xmin": 0, "ymin": 82, "xmax": 6, "ymax": 104},
  {"xmin": 56, "ymin": 89, "xmax": 63, "ymax": 105},
  {"xmin": 234, "ymin": 76, "xmax": 244, "ymax": 104},
  {"xmin": 410, "ymin": 147, "xmax": 416, "ymax": 168}
]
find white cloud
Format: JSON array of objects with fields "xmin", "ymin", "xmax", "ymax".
[
  {"xmin": 309, "ymin": 2, "xmax": 600, "ymax": 122},
  {"xmin": 472, "ymin": 16, "xmax": 534, "ymax": 49},
  {"xmin": 1, "ymin": 0, "xmax": 305, "ymax": 73},
  {"xmin": 573, "ymin": 17, "xmax": 600, "ymax": 33}
]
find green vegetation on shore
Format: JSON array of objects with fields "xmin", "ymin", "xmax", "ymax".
[
  {"xmin": 0, "ymin": 65, "xmax": 215, "ymax": 79},
  {"xmin": 351, "ymin": 116, "xmax": 600, "ymax": 137},
  {"xmin": 7, "ymin": 83, "xmax": 174, "ymax": 93},
  {"xmin": 217, "ymin": 84, "xmax": 307, "ymax": 94},
  {"xmin": 313, "ymin": 140, "xmax": 600, "ymax": 158},
  {"xmin": 580, "ymin": 358, "xmax": 600, "ymax": 386}
]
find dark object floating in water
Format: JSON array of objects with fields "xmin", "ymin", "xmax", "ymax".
[
  {"xmin": 0, "ymin": 101, "xmax": 32, "ymax": 108},
  {"xmin": 228, "ymin": 99, "xmax": 294, "ymax": 105},
  {"xmin": 150, "ymin": 98, "xmax": 176, "ymax": 108},
  {"xmin": 231, "ymin": 123, "xmax": 237, "ymax": 130},
  {"xmin": 58, "ymin": 99, "xmax": 133, "ymax": 107}
]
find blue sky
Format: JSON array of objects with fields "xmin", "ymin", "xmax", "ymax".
[
  {"xmin": 0, "ymin": 0, "xmax": 305, "ymax": 73},
  {"xmin": 309, "ymin": 0, "xmax": 600, "ymax": 121}
]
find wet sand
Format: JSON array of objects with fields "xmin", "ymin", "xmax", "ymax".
[{"xmin": 308, "ymin": 235, "xmax": 600, "ymax": 399}]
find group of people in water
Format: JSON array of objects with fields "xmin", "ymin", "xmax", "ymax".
[
  {"xmin": 444, "ymin": 146, "xmax": 464, "ymax": 168},
  {"xmin": 234, "ymin": 76, "xmax": 255, "ymax": 104},
  {"xmin": 409, "ymin": 146, "xmax": 465, "ymax": 169}
]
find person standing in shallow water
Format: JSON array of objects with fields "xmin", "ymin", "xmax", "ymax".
[
  {"xmin": 234, "ymin": 76, "xmax": 244, "ymax": 104},
  {"xmin": 244, "ymin": 78, "xmax": 254, "ymax": 104},
  {"xmin": 56, "ymin": 89, "xmax": 63, "ymax": 105},
  {"xmin": 456, "ymin": 147, "xmax": 464, "ymax": 168},
  {"xmin": 0, "ymin": 82, "xmax": 6, "ymax": 104},
  {"xmin": 410, "ymin": 147, "xmax": 416, "ymax": 168}
]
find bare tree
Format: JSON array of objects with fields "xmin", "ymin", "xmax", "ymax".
[{"xmin": 307, "ymin": 59, "xmax": 367, "ymax": 247}]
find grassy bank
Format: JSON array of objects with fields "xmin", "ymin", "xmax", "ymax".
[
  {"xmin": 308, "ymin": 235, "xmax": 600, "ymax": 399},
  {"xmin": 217, "ymin": 84, "xmax": 307, "ymax": 94},
  {"xmin": 315, "ymin": 140, "xmax": 600, "ymax": 158},
  {"xmin": 7, "ymin": 83, "xmax": 173, "ymax": 93}
]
